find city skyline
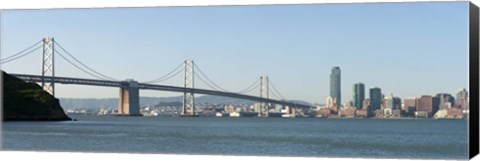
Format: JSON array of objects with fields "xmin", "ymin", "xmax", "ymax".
[{"xmin": 0, "ymin": 2, "xmax": 469, "ymax": 104}]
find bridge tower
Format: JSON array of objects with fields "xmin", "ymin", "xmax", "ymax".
[
  {"xmin": 181, "ymin": 60, "xmax": 196, "ymax": 116},
  {"xmin": 259, "ymin": 76, "xmax": 269, "ymax": 117},
  {"xmin": 41, "ymin": 37, "xmax": 55, "ymax": 96}
]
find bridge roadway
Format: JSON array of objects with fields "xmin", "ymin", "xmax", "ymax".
[{"xmin": 11, "ymin": 73, "xmax": 314, "ymax": 109}]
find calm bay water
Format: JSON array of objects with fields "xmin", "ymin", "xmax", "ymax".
[{"xmin": 1, "ymin": 115, "xmax": 468, "ymax": 159}]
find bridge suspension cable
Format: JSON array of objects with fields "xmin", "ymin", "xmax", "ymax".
[
  {"xmin": 193, "ymin": 63, "xmax": 229, "ymax": 92},
  {"xmin": 54, "ymin": 41, "xmax": 119, "ymax": 81},
  {"xmin": 54, "ymin": 49, "xmax": 111, "ymax": 80},
  {"xmin": 193, "ymin": 72, "xmax": 226, "ymax": 91},
  {"xmin": 236, "ymin": 78, "xmax": 260, "ymax": 94},
  {"xmin": 269, "ymin": 89, "xmax": 282, "ymax": 100},
  {"xmin": 142, "ymin": 62, "xmax": 184, "ymax": 83},
  {"xmin": 1, "ymin": 40, "xmax": 43, "ymax": 64},
  {"xmin": 268, "ymin": 78, "xmax": 285, "ymax": 100},
  {"xmin": 239, "ymin": 83, "xmax": 260, "ymax": 95}
]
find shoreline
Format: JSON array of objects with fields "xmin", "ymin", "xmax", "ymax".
[{"xmin": 64, "ymin": 114, "xmax": 468, "ymax": 120}]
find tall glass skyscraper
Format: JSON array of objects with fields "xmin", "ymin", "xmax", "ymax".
[
  {"xmin": 353, "ymin": 83, "xmax": 365, "ymax": 109},
  {"xmin": 370, "ymin": 87, "xmax": 382, "ymax": 111},
  {"xmin": 330, "ymin": 67, "xmax": 341, "ymax": 107}
]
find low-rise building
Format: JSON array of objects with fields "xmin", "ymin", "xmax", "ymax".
[
  {"xmin": 374, "ymin": 109, "xmax": 384, "ymax": 118},
  {"xmin": 434, "ymin": 109, "xmax": 448, "ymax": 119},
  {"xmin": 415, "ymin": 111, "xmax": 429, "ymax": 118},
  {"xmin": 317, "ymin": 108, "xmax": 333, "ymax": 117},
  {"xmin": 339, "ymin": 107, "xmax": 356, "ymax": 118},
  {"xmin": 355, "ymin": 109, "xmax": 368, "ymax": 118},
  {"xmin": 446, "ymin": 108, "xmax": 463, "ymax": 119},
  {"xmin": 392, "ymin": 109, "xmax": 401, "ymax": 118}
]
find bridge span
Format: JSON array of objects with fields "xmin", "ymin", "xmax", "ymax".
[
  {"xmin": 3, "ymin": 37, "xmax": 315, "ymax": 117},
  {"xmin": 12, "ymin": 73, "xmax": 315, "ymax": 115}
]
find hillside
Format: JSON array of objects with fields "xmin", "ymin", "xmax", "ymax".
[{"xmin": 2, "ymin": 71, "xmax": 71, "ymax": 121}]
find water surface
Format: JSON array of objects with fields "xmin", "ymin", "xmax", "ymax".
[{"xmin": 2, "ymin": 115, "xmax": 468, "ymax": 159}]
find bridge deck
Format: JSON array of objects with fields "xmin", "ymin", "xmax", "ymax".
[{"xmin": 11, "ymin": 73, "xmax": 314, "ymax": 109}]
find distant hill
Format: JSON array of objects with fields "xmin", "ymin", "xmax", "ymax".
[
  {"xmin": 59, "ymin": 95, "xmax": 312, "ymax": 109},
  {"xmin": 3, "ymin": 71, "xmax": 71, "ymax": 121},
  {"xmin": 59, "ymin": 96, "xmax": 181, "ymax": 109}
]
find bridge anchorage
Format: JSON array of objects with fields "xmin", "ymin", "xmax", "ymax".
[{"xmin": 3, "ymin": 37, "xmax": 316, "ymax": 117}]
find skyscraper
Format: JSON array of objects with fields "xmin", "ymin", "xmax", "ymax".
[
  {"xmin": 353, "ymin": 83, "xmax": 365, "ymax": 109},
  {"xmin": 330, "ymin": 67, "xmax": 341, "ymax": 107},
  {"xmin": 435, "ymin": 93, "xmax": 455, "ymax": 109},
  {"xmin": 455, "ymin": 88, "xmax": 468, "ymax": 110},
  {"xmin": 370, "ymin": 87, "xmax": 382, "ymax": 112}
]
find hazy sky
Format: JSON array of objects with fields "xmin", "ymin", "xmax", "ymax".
[{"xmin": 0, "ymin": 2, "xmax": 469, "ymax": 104}]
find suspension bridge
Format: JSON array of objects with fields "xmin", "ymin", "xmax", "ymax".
[{"xmin": 1, "ymin": 37, "xmax": 315, "ymax": 116}]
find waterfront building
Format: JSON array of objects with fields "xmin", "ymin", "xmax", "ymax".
[
  {"xmin": 369, "ymin": 87, "xmax": 382, "ymax": 112},
  {"xmin": 434, "ymin": 109, "xmax": 448, "ymax": 119},
  {"xmin": 391, "ymin": 109, "xmax": 401, "ymax": 118},
  {"xmin": 434, "ymin": 108, "xmax": 464, "ymax": 119},
  {"xmin": 384, "ymin": 93, "xmax": 394, "ymax": 110},
  {"xmin": 224, "ymin": 104, "xmax": 235, "ymax": 113},
  {"xmin": 415, "ymin": 111, "xmax": 429, "ymax": 118},
  {"xmin": 446, "ymin": 108, "xmax": 463, "ymax": 119},
  {"xmin": 362, "ymin": 99, "xmax": 370, "ymax": 110},
  {"xmin": 339, "ymin": 106, "xmax": 356, "ymax": 118},
  {"xmin": 383, "ymin": 108, "xmax": 392, "ymax": 117},
  {"xmin": 436, "ymin": 93, "xmax": 455, "ymax": 110},
  {"xmin": 317, "ymin": 108, "xmax": 333, "ymax": 117},
  {"xmin": 332, "ymin": 99, "xmax": 338, "ymax": 114},
  {"xmin": 326, "ymin": 96, "xmax": 334, "ymax": 109},
  {"xmin": 393, "ymin": 97, "xmax": 402, "ymax": 110},
  {"xmin": 374, "ymin": 109, "xmax": 384, "ymax": 118},
  {"xmin": 416, "ymin": 95, "xmax": 440, "ymax": 117},
  {"xmin": 416, "ymin": 95, "xmax": 432, "ymax": 113},
  {"xmin": 381, "ymin": 94, "xmax": 400, "ymax": 118},
  {"xmin": 362, "ymin": 99, "xmax": 371, "ymax": 117},
  {"xmin": 330, "ymin": 67, "xmax": 341, "ymax": 107},
  {"xmin": 355, "ymin": 109, "xmax": 368, "ymax": 118},
  {"xmin": 353, "ymin": 83, "xmax": 365, "ymax": 109},
  {"xmin": 344, "ymin": 100, "xmax": 353, "ymax": 108},
  {"xmin": 403, "ymin": 98, "xmax": 417, "ymax": 116},
  {"xmin": 455, "ymin": 88, "xmax": 469, "ymax": 110}
]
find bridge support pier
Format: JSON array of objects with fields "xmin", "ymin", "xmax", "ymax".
[{"xmin": 117, "ymin": 79, "xmax": 141, "ymax": 116}]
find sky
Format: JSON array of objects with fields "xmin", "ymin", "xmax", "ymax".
[{"xmin": 0, "ymin": 2, "xmax": 470, "ymax": 104}]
